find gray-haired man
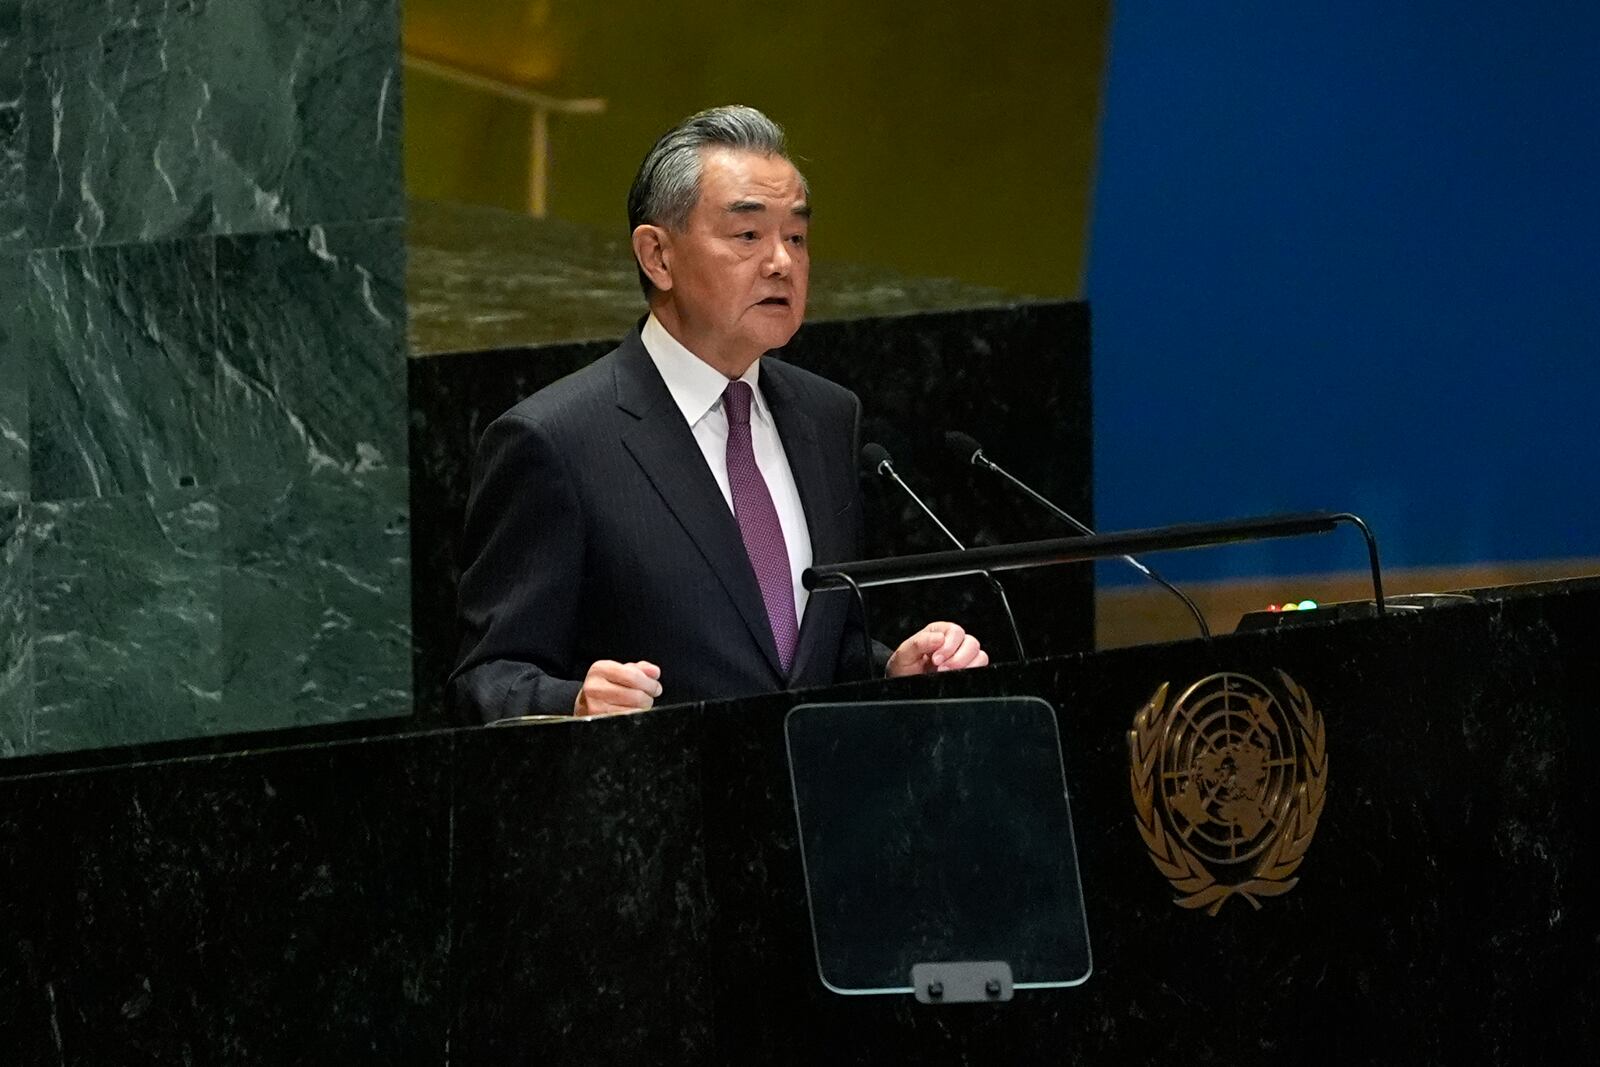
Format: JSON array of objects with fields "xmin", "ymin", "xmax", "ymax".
[{"xmin": 450, "ymin": 106, "xmax": 987, "ymax": 722}]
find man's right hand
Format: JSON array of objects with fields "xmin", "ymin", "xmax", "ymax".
[{"xmin": 574, "ymin": 660, "xmax": 663, "ymax": 717}]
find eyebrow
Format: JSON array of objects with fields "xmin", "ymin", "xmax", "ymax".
[{"xmin": 725, "ymin": 199, "xmax": 812, "ymax": 219}]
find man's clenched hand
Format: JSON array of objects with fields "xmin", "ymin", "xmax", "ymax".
[
  {"xmin": 885, "ymin": 622, "xmax": 988, "ymax": 678},
  {"xmin": 575, "ymin": 660, "xmax": 663, "ymax": 716}
]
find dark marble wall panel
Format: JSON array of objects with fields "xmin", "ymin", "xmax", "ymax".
[
  {"xmin": 208, "ymin": 0, "xmax": 403, "ymax": 234},
  {"xmin": 0, "ymin": 254, "xmax": 26, "ymax": 496},
  {"xmin": 449, "ymin": 720, "xmax": 715, "ymax": 1062},
  {"xmin": 0, "ymin": 761, "xmax": 52, "ymax": 1062},
  {"xmin": 26, "ymin": 238, "xmax": 216, "ymax": 502},
  {"xmin": 1433, "ymin": 607, "xmax": 1594, "ymax": 1062},
  {"xmin": 219, "ymin": 469, "xmax": 410, "ymax": 731},
  {"xmin": 0, "ymin": 501, "xmax": 31, "ymax": 755},
  {"xmin": 215, "ymin": 221, "xmax": 405, "ymax": 486},
  {"xmin": 30, "ymin": 490, "xmax": 220, "ymax": 753},
  {"xmin": 0, "ymin": 0, "xmax": 23, "ymax": 249},
  {"xmin": 25, "ymin": 0, "xmax": 214, "ymax": 248},
  {"xmin": 0, "ymin": 734, "xmax": 452, "ymax": 1063},
  {"xmin": 780, "ymin": 305, "xmax": 1095, "ymax": 667}
]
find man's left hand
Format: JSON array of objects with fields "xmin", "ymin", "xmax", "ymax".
[{"xmin": 886, "ymin": 621, "xmax": 989, "ymax": 678}]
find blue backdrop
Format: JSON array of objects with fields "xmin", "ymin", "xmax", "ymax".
[{"xmin": 1087, "ymin": 1, "xmax": 1600, "ymax": 584}]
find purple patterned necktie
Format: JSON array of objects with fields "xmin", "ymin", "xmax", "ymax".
[{"xmin": 723, "ymin": 380, "xmax": 799, "ymax": 674}]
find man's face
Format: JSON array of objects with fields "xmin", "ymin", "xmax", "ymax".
[{"xmin": 651, "ymin": 148, "xmax": 810, "ymax": 371}]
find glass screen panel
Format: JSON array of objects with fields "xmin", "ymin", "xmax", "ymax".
[{"xmin": 785, "ymin": 697, "xmax": 1091, "ymax": 994}]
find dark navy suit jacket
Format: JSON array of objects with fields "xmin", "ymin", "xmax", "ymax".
[{"xmin": 449, "ymin": 326, "xmax": 878, "ymax": 721}]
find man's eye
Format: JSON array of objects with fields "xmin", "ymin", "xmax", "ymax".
[
  {"xmin": 788, "ymin": 234, "xmax": 807, "ymax": 247},
  {"xmin": 736, "ymin": 231, "xmax": 757, "ymax": 241}
]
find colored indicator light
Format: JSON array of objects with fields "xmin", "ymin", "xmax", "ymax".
[
  {"xmin": 1298, "ymin": 600, "xmax": 1318, "ymax": 610},
  {"xmin": 1281, "ymin": 602, "xmax": 1299, "ymax": 611}
]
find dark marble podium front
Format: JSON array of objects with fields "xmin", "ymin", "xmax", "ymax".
[{"xmin": 3, "ymin": 578, "xmax": 1598, "ymax": 1063}]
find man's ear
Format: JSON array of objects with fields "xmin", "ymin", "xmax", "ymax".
[{"xmin": 631, "ymin": 225, "xmax": 674, "ymax": 292}]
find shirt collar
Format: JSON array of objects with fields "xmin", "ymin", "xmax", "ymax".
[{"xmin": 641, "ymin": 313, "xmax": 769, "ymax": 427}]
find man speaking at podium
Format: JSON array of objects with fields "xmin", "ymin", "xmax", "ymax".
[{"xmin": 450, "ymin": 106, "xmax": 988, "ymax": 721}]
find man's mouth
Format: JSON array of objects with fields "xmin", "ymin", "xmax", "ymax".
[{"xmin": 755, "ymin": 296, "xmax": 790, "ymax": 307}]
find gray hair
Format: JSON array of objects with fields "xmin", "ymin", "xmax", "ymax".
[{"xmin": 627, "ymin": 105, "xmax": 808, "ymax": 297}]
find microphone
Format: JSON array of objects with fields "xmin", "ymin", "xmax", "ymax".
[
  {"xmin": 860, "ymin": 441, "xmax": 893, "ymax": 475},
  {"xmin": 945, "ymin": 431, "xmax": 1211, "ymax": 639},
  {"xmin": 862, "ymin": 443, "xmax": 1028, "ymax": 662}
]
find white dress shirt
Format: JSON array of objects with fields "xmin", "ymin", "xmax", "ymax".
[{"xmin": 641, "ymin": 314, "xmax": 813, "ymax": 626}]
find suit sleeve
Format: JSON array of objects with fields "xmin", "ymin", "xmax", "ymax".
[
  {"xmin": 834, "ymin": 390, "xmax": 895, "ymax": 682},
  {"xmin": 448, "ymin": 411, "xmax": 586, "ymax": 721}
]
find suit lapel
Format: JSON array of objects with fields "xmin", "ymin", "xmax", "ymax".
[
  {"xmin": 762, "ymin": 360, "xmax": 851, "ymax": 683},
  {"xmin": 613, "ymin": 334, "xmax": 785, "ymax": 677},
  {"xmin": 762, "ymin": 361, "xmax": 846, "ymax": 566}
]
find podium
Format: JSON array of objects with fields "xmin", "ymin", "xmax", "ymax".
[{"xmin": 2, "ymin": 577, "xmax": 1598, "ymax": 1063}]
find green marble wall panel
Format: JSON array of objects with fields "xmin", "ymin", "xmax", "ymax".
[
  {"xmin": 0, "ymin": 502, "xmax": 31, "ymax": 755},
  {"xmin": 208, "ymin": 0, "xmax": 403, "ymax": 233},
  {"xmin": 27, "ymin": 238, "xmax": 216, "ymax": 502},
  {"xmin": 0, "ymin": 254, "xmax": 26, "ymax": 497},
  {"xmin": 0, "ymin": 0, "xmax": 23, "ymax": 249},
  {"xmin": 209, "ymin": 216, "xmax": 410, "ymax": 740},
  {"xmin": 0, "ymin": 1, "xmax": 408, "ymax": 758},
  {"xmin": 30, "ymin": 490, "xmax": 221, "ymax": 753},
  {"xmin": 26, "ymin": 0, "xmax": 214, "ymax": 248},
  {"xmin": 24, "ymin": 0, "xmax": 401, "ymax": 249},
  {"xmin": 215, "ymin": 221, "xmax": 406, "ymax": 486},
  {"xmin": 219, "ymin": 470, "xmax": 409, "ymax": 732}
]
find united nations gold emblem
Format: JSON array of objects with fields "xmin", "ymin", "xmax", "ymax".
[{"xmin": 1128, "ymin": 670, "xmax": 1327, "ymax": 915}]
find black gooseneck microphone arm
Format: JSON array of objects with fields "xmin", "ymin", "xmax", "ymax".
[
  {"xmin": 945, "ymin": 431, "xmax": 1212, "ymax": 640},
  {"xmin": 829, "ymin": 568, "xmax": 877, "ymax": 684},
  {"xmin": 862, "ymin": 443, "xmax": 1028, "ymax": 663}
]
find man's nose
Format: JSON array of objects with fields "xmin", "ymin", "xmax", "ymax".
[{"xmin": 764, "ymin": 236, "xmax": 791, "ymax": 277}]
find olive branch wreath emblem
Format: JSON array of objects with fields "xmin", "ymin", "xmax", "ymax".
[{"xmin": 1128, "ymin": 670, "xmax": 1328, "ymax": 916}]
